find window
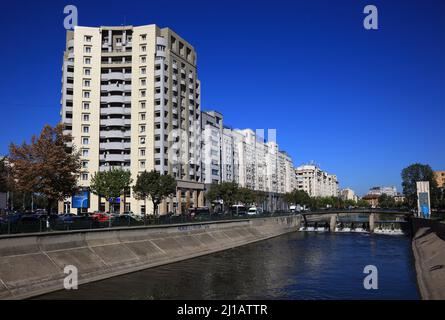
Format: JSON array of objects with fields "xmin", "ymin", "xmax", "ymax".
[
  {"xmin": 84, "ymin": 80, "xmax": 90, "ymax": 87},
  {"xmin": 84, "ymin": 46, "xmax": 92, "ymax": 53},
  {"xmin": 84, "ymin": 57, "xmax": 91, "ymax": 64},
  {"xmin": 83, "ymin": 102, "xmax": 90, "ymax": 110},
  {"xmin": 140, "ymin": 34, "xmax": 147, "ymax": 41},
  {"xmin": 82, "ymin": 137, "xmax": 89, "ymax": 145},
  {"xmin": 140, "ymin": 149, "xmax": 146, "ymax": 156},
  {"xmin": 84, "ymin": 36, "xmax": 92, "ymax": 42},
  {"xmin": 140, "ymin": 45, "xmax": 146, "ymax": 52},
  {"xmin": 140, "ymin": 113, "xmax": 146, "ymax": 121},
  {"xmin": 83, "ymin": 91, "xmax": 90, "ymax": 98},
  {"xmin": 116, "ymin": 37, "xmax": 122, "ymax": 44},
  {"xmin": 140, "ymin": 125, "xmax": 146, "ymax": 133},
  {"xmin": 140, "ymin": 79, "xmax": 146, "ymax": 86},
  {"xmin": 139, "ymin": 161, "xmax": 146, "ymax": 169},
  {"xmin": 140, "ymin": 101, "xmax": 146, "ymax": 109},
  {"xmin": 140, "ymin": 56, "xmax": 146, "ymax": 63},
  {"xmin": 140, "ymin": 67, "xmax": 146, "ymax": 75},
  {"xmin": 82, "ymin": 149, "xmax": 89, "ymax": 157},
  {"xmin": 82, "ymin": 114, "xmax": 90, "ymax": 121},
  {"xmin": 82, "ymin": 161, "xmax": 89, "ymax": 169},
  {"xmin": 140, "ymin": 137, "xmax": 146, "ymax": 144},
  {"xmin": 81, "ymin": 173, "xmax": 89, "ymax": 181},
  {"xmin": 140, "ymin": 90, "xmax": 146, "ymax": 98},
  {"xmin": 84, "ymin": 68, "xmax": 91, "ymax": 76},
  {"xmin": 82, "ymin": 126, "xmax": 89, "ymax": 133}
]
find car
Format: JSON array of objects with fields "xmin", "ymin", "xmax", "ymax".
[
  {"xmin": 231, "ymin": 205, "xmax": 247, "ymax": 216},
  {"xmin": 91, "ymin": 213, "xmax": 111, "ymax": 223},
  {"xmin": 247, "ymin": 207, "xmax": 260, "ymax": 215},
  {"xmin": 111, "ymin": 214, "xmax": 144, "ymax": 227}
]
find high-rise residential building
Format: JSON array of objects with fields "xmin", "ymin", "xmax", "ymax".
[
  {"xmin": 60, "ymin": 24, "xmax": 205, "ymax": 215},
  {"xmin": 367, "ymin": 186, "xmax": 397, "ymax": 197},
  {"xmin": 434, "ymin": 171, "xmax": 445, "ymax": 188},
  {"xmin": 295, "ymin": 164, "xmax": 339, "ymax": 197},
  {"xmin": 201, "ymin": 111, "xmax": 223, "ymax": 185}
]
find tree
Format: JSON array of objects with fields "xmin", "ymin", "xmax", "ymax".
[
  {"xmin": 401, "ymin": 163, "xmax": 439, "ymax": 208},
  {"xmin": 284, "ymin": 189, "xmax": 311, "ymax": 208},
  {"xmin": 218, "ymin": 182, "xmax": 239, "ymax": 213},
  {"xmin": 90, "ymin": 168, "xmax": 133, "ymax": 213},
  {"xmin": 237, "ymin": 187, "xmax": 255, "ymax": 206},
  {"xmin": 0, "ymin": 157, "xmax": 9, "ymax": 193},
  {"xmin": 378, "ymin": 194, "xmax": 395, "ymax": 208},
  {"xmin": 133, "ymin": 171, "xmax": 176, "ymax": 216},
  {"xmin": 8, "ymin": 124, "xmax": 81, "ymax": 213}
]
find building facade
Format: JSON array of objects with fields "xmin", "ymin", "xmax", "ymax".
[
  {"xmin": 60, "ymin": 24, "xmax": 205, "ymax": 214},
  {"xmin": 295, "ymin": 164, "xmax": 339, "ymax": 197},
  {"xmin": 367, "ymin": 186, "xmax": 397, "ymax": 197},
  {"xmin": 434, "ymin": 171, "xmax": 445, "ymax": 188},
  {"xmin": 340, "ymin": 188, "xmax": 358, "ymax": 202}
]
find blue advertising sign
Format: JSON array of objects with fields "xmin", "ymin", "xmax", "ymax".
[{"xmin": 72, "ymin": 190, "xmax": 90, "ymax": 209}]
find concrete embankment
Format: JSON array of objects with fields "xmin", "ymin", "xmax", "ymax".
[
  {"xmin": 411, "ymin": 218, "xmax": 445, "ymax": 300},
  {"xmin": 0, "ymin": 215, "xmax": 301, "ymax": 300}
]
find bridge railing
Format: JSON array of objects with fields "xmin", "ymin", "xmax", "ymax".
[{"xmin": 0, "ymin": 211, "xmax": 297, "ymax": 237}]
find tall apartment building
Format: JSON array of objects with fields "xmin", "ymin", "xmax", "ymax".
[
  {"xmin": 367, "ymin": 186, "xmax": 397, "ymax": 197},
  {"xmin": 295, "ymin": 164, "xmax": 339, "ymax": 197},
  {"xmin": 340, "ymin": 188, "xmax": 358, "ymax": 202},
  {"xmin": 60, "ymin": 24, "xmax": 205, "ymax": 214},
  {"xmin": 201, "ymin": 111, "xmax": 223, "ymax": 185}
]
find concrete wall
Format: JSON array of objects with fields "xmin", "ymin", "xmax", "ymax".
[
  {"xmin": 0, "ymin": 215, "xmax": 301, "ymax": 300},
  {"xmin": 411, "ymin": 218, "xmax": 445, "ymax": 300}
]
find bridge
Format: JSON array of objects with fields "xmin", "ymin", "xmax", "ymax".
[{"xmin": 297, "ymin": 209, "xmax": 412, "ymax": 234}]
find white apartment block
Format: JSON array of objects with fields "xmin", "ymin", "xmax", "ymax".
[
  {"xmin": 340, "ymin": 188, "xmax": 358, "ymax": 202},
  {"xmin": 295, "ymin": 164, "xmax": 339, "ymax": 197},
  {"xmin": 201, "ymin": 111, "xmax": 223, "ymax": 185},
  {"xmin": 60, "ymin": 24, "xmax": 205, "ymax": 215},
  {"xmin": 367, "ymin": 186, "xmax": 397, "ymax": 197},
  {"xmin": 216, "ymin": 127, "xmax": 295, "ymax": 194}
]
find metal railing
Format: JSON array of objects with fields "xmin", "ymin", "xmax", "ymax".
[{"xmin": 0, "ymin": 211, "xmax": 296, "ymax": 237}]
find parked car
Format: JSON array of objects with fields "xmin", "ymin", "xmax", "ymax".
[
  {"xmin": 91, "ymin": 213, "xmax": 111, "ymax": 223},
  {"xmin": 230, "ymin": 205, "xmax": 247, "ymax": 216},
  {"xmin": 111, "ymin": 214, "xmax": 144, "ymax": 227}
]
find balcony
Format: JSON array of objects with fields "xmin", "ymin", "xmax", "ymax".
[
  {"xmin": 100, "ymin": 107, "xmax": 131, "ymax": 116},
  {"xmin": 101, "ymin": 84, "xmax": 132, "ymax": 92},
  {"xmin": 101, "ymin": 95, "xmax": 131, "ymax": 104},
  {"xmin": 67, "ymin": 39, "xmax": 74, "ymax": 49},
  {"xmin": 101, "ymin": 72, "xmax": 132, "ymax": 81},
  {"xmin": 101, "ymin": 118, "xmax": 131, "ymax": 127},
  {"xmin": 100, "ymin": 142, "xmax": 131, "ymax": 150},
  {"xmin": 100, "ymin": 154, "xmax": 130, "ymax": 162},
  {"xmin": 100, "ymin": 130, "xmax": 130, "ymax": 139}
]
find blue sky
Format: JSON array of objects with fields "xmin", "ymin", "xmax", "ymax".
[{"xmin": 0, "ymin": 0, "xmax": 444, "ymax": 195}]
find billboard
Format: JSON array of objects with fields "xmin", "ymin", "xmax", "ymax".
[
  {"xmin": 416, "ymin": 181, "xmax": 431, "ymax": 219},
  {"xmin": 72, "ymin": 190, "xmax": 90, "ymax": 209}
]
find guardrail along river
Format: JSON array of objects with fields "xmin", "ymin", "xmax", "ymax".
[{"xmin": 36, "ymin": 232, "xmax": 419, "ymax": 300}]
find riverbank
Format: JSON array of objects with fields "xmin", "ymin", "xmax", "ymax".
[
  {"xmin": 0, "ymin": 215, "xmax": 301, "ymax": 300},
  {"xmin": 411, "ymin": 218, "xmax": 445, "ymax": 300}
]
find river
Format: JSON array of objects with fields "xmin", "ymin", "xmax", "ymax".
[{"xmin": 37, "ymin": 232, "xmax": 419, "ymax": 300}]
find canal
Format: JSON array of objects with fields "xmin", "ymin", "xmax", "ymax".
[{"xmin": 36, "ymin": 232, "xmax": 419, "ymax": 300}]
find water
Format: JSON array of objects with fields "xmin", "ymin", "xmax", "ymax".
[{"xmin": 37, "ymin": 232, "xmax": 419, "ymax": 300}]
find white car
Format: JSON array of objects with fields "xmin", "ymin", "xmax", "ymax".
[{"xmin": 248, "ymin": 207, "xmax": 260, "ymax": 215}]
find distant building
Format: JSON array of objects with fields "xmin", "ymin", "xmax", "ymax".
[
  {"xmin": 362, "ymin": 194, "xmax": 379, "ymax": 208},
  {"xmin": 367, "ymin": 186, "xmax": 397, "ymax": 197},
  {"xmin": 295, "ymin": 164, "xmax": 339, "ymax": 197},
  {"xmin": 394, "ymin": 193, "xmax": 406, "ymax": 203},
  {"xmin": 434, "ymin": 171, "xmax": 445, "ymax": 188},
  {"xmin": 341, "ymin": 188, "xmax": 358, "ymax": 202}
]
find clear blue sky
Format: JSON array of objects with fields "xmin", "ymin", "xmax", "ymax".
[{"xmin": 0, "ymin": 0, "xmax": 444, "ymax": 195}]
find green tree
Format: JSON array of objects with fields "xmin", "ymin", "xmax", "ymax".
[
  {"xmin": 90, "ymin": 168, "xmax": 133, "ymax": 213},
  {"xmin": 133, "ymin": 170, "xmax": 176, "ymax": 216},
  {"xmin": 284, "ymin": 189, "xmax": 311, "ymax": 208},
  {"xmin": 8, "ymin": 124, "xmax": 81, "ymax": 213},
  {"xmin": 208, "ymin": 182, "xmax": 238, "ymax": 213},
  {"xmin": 237, "ymin": 187, "xmax": 255, "ymax": 206},
  {"xmin": 401, "ymin": 163, "xmax": 439, "ymax": 208},
  {"xmin": 378, "ymin": 194, "xmax": 396, "ymax": 208}
]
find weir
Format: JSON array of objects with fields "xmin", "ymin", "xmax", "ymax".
[{"xmin": 0, "ymin": 215, "xmax": 301, "ymax": 300}]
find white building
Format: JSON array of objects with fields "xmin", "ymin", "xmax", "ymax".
[
  {"xmin": 368, "ymin": 186, "xmax": 397, "ymax": 197},
  {"xmin": 201, "ymin": 111, "xmax": 223, "ymax": 185},
  {"xmin": 340, "ymin": 188, "xmax": 358, "ymax": 202},
  {"xmin": 295, "ymin": 164, "xmax": 339, "ymax": 197}
]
